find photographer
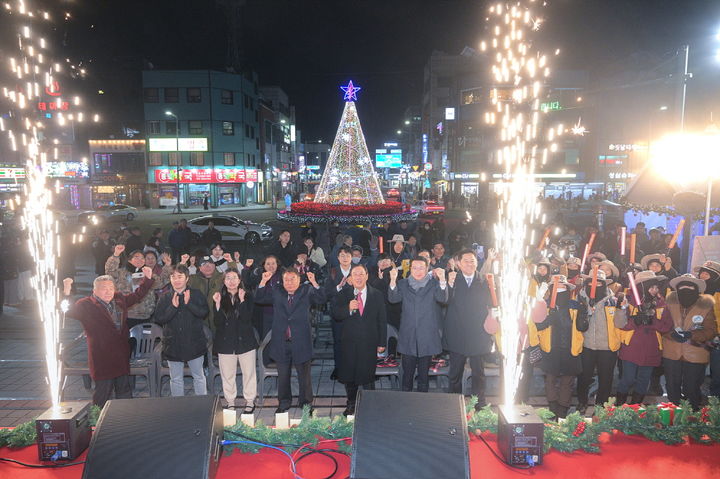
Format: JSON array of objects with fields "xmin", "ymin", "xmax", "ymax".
[{"xmin": 614, "ymin": 271, "xmax": 672, "ymax": 405}]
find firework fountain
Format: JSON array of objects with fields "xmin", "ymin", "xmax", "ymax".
[
  {"xmin": 482, "ymin": 0, "xmax": 560, "ymax": 406},
  {"xmin": 0, "ymin": 1, "xmax": 97, "ymax": 408}
]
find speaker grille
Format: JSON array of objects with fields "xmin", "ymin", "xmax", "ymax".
[
  {"xmin": 82, "ymin": 396, "xmax": 222, "ymax": 479},
  {"xmin": 351, "ymin": 390, "xmax": 470, "ymax": 479}
]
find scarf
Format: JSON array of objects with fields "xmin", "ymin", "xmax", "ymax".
[
  {"xmin": 94, "ymin": 295, "xmax": 122, "ymax": 330},
  {"xmin": 408, "ymin": 274, "xmax": 431, "ymax": 291}
]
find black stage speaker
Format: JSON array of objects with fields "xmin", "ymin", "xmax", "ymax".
[
  {"xmin": 351, "ymin": 390, "xmax": 470, "ymax": 479},
  {"xmin": 82, "ymin": 395, "xmax": 223, "ymax": 479}
]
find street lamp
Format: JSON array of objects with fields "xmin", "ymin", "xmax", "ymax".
[
  {"xmin": 165, "ymin": 110, "xmax": 182, "ymax": 213},
  {"xmin": 651, "ymin": 127, "xmax": 720, "ymax": 236}
]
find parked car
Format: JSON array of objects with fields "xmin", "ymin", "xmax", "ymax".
[
  {"xmin": 78, "ymin": 204, "xmax": 139, "ymax": 224},
  {"xmin": 413, "ymin": 200, "xmax": 445, "ymax": 215},
  {"xmin": 187, "ymin": 215, "xmax": 273, "ymax": 246}
]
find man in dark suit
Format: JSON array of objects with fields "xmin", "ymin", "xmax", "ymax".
[
  {"xmin": 444, "ymin": 249, "xmax": 493, "ymax": 408},
  {"xmin": 325, "ymin": 245, "xmax": 354, "ymax": 380},
  {"xmin": 255, "ymin": 267, "xmax": 325, "ymax": 413},
  {"xmin": 62, "ymin": 267, "xmax": 154, "ymax": 407},
  {"xmin": 331, "ymin": 264, "xmax": 387, "ymax": 416}
]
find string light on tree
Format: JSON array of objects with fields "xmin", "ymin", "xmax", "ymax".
[{"xmin": 313, "ymin": 81, "xmax": 384, "ymax": 205}]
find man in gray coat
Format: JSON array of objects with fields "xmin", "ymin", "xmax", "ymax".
[
  {"xmin": 443, "ymin": 249, "xmax": 493, "ymax": 407},
  {"xmin": 388, "ymin": 257, "xmax": 448, "ymax": 392}
]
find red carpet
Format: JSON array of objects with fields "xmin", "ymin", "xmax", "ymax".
[{"xmin": 2, "ymin": 432, "xmax": 719, "ymax": 478}]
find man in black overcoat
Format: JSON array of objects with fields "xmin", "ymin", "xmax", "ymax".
[
  {"xmin": 331, "ymin": 264, "xmax": 387, "ymax": 416},
  {"xmin": 443, "ymin": 249, "xmax": 493, "ymax": 408}
]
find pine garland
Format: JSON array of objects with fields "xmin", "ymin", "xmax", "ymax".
[{"xmin": 1, "ymin": 399, "xmax": 719, "ymax": 456}]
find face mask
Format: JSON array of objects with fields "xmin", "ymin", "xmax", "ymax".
[
  {"xmin": 677, "ymin": 287, "xmax": 699, "ymax": 308},
  {"xmin": 351, "ymin": 257, "xmax": 361, "ymax": 264},
  {"xmin": 567, "ymin": 269, "xmax": 580, "ymax": 279}
]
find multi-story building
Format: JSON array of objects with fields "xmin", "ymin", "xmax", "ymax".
[
  {"xmin": 88, "ymin": 139, "xmax": 147, "ymax": 208},
  {"xmin": 142, "ymin": 69, "xmax": 264, "ymax": 208},
  {"xmin": 259, "ymin": 86, "xmax": 299, "ymax": 196}
]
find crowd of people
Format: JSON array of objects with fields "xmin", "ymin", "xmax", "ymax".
[{"xmin": 58, "ymin": 214, "xmax": 719, "ymax": 421}]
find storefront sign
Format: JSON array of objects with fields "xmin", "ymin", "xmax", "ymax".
[
  {"xmin": 148, "ymin": 137, "xmax": 209, "ymax": 152},
  {"xmin": 608, "ymin": 172, "xmax": 637, "ymax": 180},
  {"xmin": 608, "ymin": 143, "xmax": 647, "ymax": 152},
  {"xmin": 0, "ymin": 167, "xmax": 25, "ymax": 179},
  {"xmin": 47, "ymin": 161, "xmax": 89, "ymax": 178},
  {"xmin": 449, "ymin": 172, "xmax": 480, "ymax": 180},
  {"xmin": 152, "ymin": 168, "xmax": 258, "ymax": 184}
]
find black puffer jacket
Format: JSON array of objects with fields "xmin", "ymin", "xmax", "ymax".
[
  {"xmin": 213, "ymin": 292, "xmax": 258, "ymax": 355},
  {"xmin": 155, "ymin": 288, "xmax": 209, "ymax": 362}
]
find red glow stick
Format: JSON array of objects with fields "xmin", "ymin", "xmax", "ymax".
[
  {"xmin": 379, "ymin": 236, "xmax": 384, "ymax": 253},
  {"xmin": 486, "ymin": 273, "xmax": 499, "ymax": 307},
  {"xmin": 550, "ymin": 275, "xmax": 559, "ymax": 308},
  {"xmin": 627, "ymin": 271, "xmax": 642, "ymax": 306},
  {"xmin": 590, "ymin": 265, "xmax": 599, "ymax": 299},
  {"xmin": 668, "ymin": 219, "xmax": 685, "ymax": 249},
  {"xmin": 629, "ymin": 234, "xmax": 636, "ymax": 264},
  {"xmin": 580, "ymin": 243, "xmax": 590, "ymax": 272},
  {"xmin": 620, "ymin": 227, "xmax": 626, "ymax": 256}
]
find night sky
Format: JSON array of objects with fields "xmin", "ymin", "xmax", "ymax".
[{"xmin": 14, "ymin": 0, "xmax": 720, "ymax": 147}]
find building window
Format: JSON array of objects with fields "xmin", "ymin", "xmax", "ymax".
[
  {"xmin": 188, "ymin": 120, "xmax": 203, "ymax": 135},
  {"xmin": 187, "ymin": 87, "xmax": 202, "ymax": 103},
  {"xmin": 245, "ymin": 124, "xmax": 250, "ymax": 138},
  {"xmin": 164, "ymin": 87, "xmax": 179, "ymax": 103},
  {"xmin": 223, "ymin": 152, "xmax": 235, "ymax": 166},
  {"xmin": 143, "ymin": 88, "xmax": 159, "ymax": 103},
  {"xmin": 222, "ymin": 121, "xmax": 234, "ymax": 136},
  {"xmin": 168, "ymin": 152, "xmax": 180, "ymax": 166},
  {"xmin": 166, "ymin": 121, "xmax": 177, "ymax": 135},
  {"xmin": 148, "ymin": 152, "xmax": 162, "ymax": 166},
  {"xmin": 148, "ymin": 121, "xmax": 160, "ymax": 135},
  {"xmin": 190, "ymin": 152, "xmax": 204, "ymax": 166},
  {"xmin": 221, "ymin": 89, "xmax": 233, "ymax": 105},
  {"xmin": 250, "ymin": 126, "xmax": 255, "ymax": 139}
]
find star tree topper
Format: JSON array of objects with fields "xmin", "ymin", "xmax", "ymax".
[{"xmin": 340, "ymin": 80, "xmax": 361, "ymax": 101}]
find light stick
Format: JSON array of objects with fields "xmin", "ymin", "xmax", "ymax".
[
  {"xmin": 620, "ymin": 227, "xmax": 626, "ymax": 256},
  {"xmin": 378, "ymin": 236, "xmax": 383, "ymax": 254},
  {"xmin": 668, "ymin": 219, "xmax": 685, "ymax": 249},
  {"xmin": 537, "ymin": 227, "xmax": 551, "ymax": 251},
  {"xmin": 627, "ymin": 271, "xmax": 642, "ymax": 306}
]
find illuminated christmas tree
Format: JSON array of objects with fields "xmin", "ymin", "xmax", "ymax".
[{"xmin": 314, "ymin": 81, "xmax": 385, "ymax": 205}]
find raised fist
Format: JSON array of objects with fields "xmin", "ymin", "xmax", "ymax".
[
  {"xmin": 307, "ymin": 271, "xmax": 317, "ymax": 285},
  {"xmin": 447, "ymin": 258, "xmax": 456, "ymax": 271},
  {"xmin": 62, "ymin": 277, "xmax": 73, "ymax": 296},
  {"xmin": 261, "ymin": 270, "xmax": 273, "ymax": 283},
  {"xmin": 238, "ymin": 288, "xmax": 246, "ymax": 302},
  {"xmin": 223, "ymin": 253, "xmax": 233, "ymax": 263},
  {"xmin": 181, "ymin": 254, "xmax": 190, "ymax": 264},
  {"xmin": 160, "ymin": 252, "xmax": 172, "ymax": 266},
  {"xmin": 434, "ymin": 268, "xmax": 446, "ymax": 282},
  {"xmin": 389, "ymin": 267, "xmax": 399, "ymax": 283},
  {"xmin": 245, "ymin": 258, "xmax": 254, "ymax": 268},
  {"xmin": 141, "ymin": 266, "xmax": 153, "ymax": 279},
  {"xmin": 114, "ymin": 244, "xmax": 125, "ymax": 256},
  {"xmin": 212, "ymin": 291, "xmax": 221, "ymax": 306},
  {"xmin": 448, "ymin": 271, "xmax": 457, "ymax": 286}
]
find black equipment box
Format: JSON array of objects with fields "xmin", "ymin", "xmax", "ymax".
[
  {"xmin": 35, "ymin": 401, "xmax": 92, "ymax": 461},
  {"xmin": 497, "ymin": 404, "xmax": 544, "ymax": 466}
]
